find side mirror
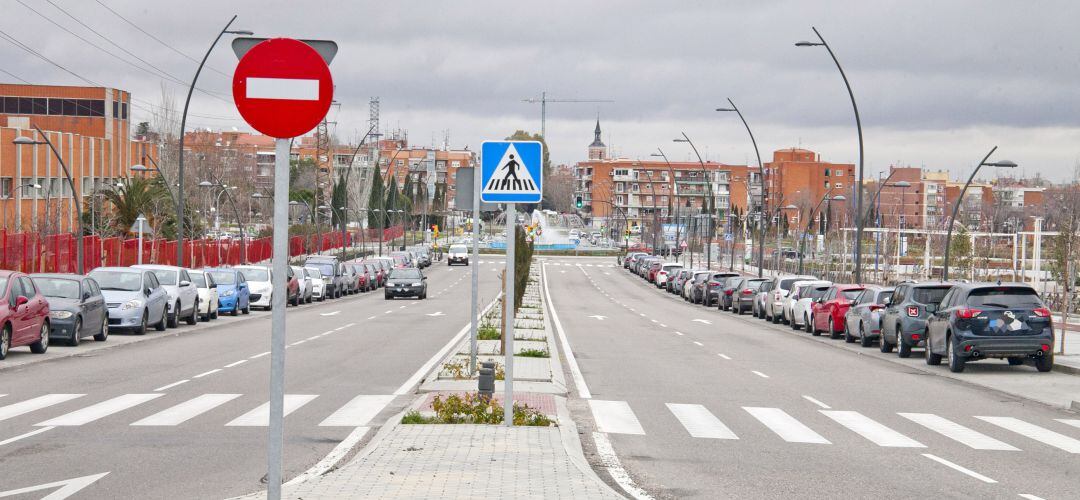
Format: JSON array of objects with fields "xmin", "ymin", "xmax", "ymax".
[
  {"xmin": 882, "ymin": 297, "xmax": 891, "ymax": 306},
  {"xmin": 144, "ymin": 288, "xmax": 152, "ymax": 297},
  {"xmin": 15, "ymin": 296, "xmax": 28, "ymax": 308},
  {"xmin": 179, "ymin": 280, "xmax": 191, "ymax": 287},
  {"xmin": 238, "ymin": 283, "xmax": 247, "ymax": 289},
  {"xmin": 210, "ymin": 284, "xmax": 218, "ymax": 289},
  {"xmin": 422, "ymin": 276, "xmax": 428, "ymax": 280}
]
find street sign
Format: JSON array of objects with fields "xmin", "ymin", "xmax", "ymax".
[
  {"xmin": 232, "ymin": 38, "xmax": 334, "ymax": 139},
  {"xmin": 680, "ymin": 240, "xmax": 688, "ymax": 249},
  {"xmin": 480, "ymin": 141, "xmax": 543, "ymax": 203}
]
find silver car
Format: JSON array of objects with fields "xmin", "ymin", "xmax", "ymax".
[
  {"xmin": 89, "ymin": 267, "xmax": 169, "ymax": 335},
  {"xmin": 133, "ymin": 265, "xmax": 201, "ymax": 327}
]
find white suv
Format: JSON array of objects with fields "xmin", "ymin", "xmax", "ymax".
[{"xmin": 132, "ymin": 265, "xmax": 200, "ymax": 327}]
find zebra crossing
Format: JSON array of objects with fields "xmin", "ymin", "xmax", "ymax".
[
  {"xmin": 0, "ymin": 392, "xmax": 397, "ymax": 434},
  {"xmin": 588, "ymin": 399, "xmax": 1080, "ymax": 454}
]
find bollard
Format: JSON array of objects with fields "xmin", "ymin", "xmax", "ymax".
[{"xmin": 478, "ymin": 361, "xmax": 495, "ymax": 399}]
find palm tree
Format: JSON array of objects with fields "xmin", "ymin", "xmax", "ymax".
[{"xmin": 99, "ymin": 176, "xmax": 168, "ymax": 236}]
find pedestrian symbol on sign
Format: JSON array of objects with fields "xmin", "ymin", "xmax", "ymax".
[{"xmin": 480, "ymin": 141, "xmax": 543, "ymax": 203}]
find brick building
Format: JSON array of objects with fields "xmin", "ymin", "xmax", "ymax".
[{"xmin": 763, "ymin": 148, "xmax": 855, "ymax": 230}]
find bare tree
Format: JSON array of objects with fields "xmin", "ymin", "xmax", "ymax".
[{"xmin": 1046, "ymin": 165, "xmax": 1080, "ymax": 354}]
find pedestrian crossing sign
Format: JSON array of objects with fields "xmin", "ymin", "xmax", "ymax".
[{"xmin": 480, "ymin": 141, "xmax": 543, "ymax": 203}]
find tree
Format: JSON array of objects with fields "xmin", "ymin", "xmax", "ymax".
[
  {"xmin": 367, "ymin": 172, "xmax": 385, "ymax": 229},
  {"xmin": 99, "ymin": 176, "xmax": 171, "ymax": 237},
  {"xmin": 385, "ymin": 176, "xmax": 401, "ymax": 226},
  {"xmin": 1046, "ymin": 172, "xmax": 1080, "ymax": 353},
  {"xmin": 950, "ymin": 224, "xmax": 973, "ymax": 278},
  {"xmin": 330, "ymin": 173, "xmax": 347, "ymax": 228}
]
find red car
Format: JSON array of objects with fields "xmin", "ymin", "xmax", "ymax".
[
  {"xmin": 0, "ymin": 270, "xmax": 51, "ymax": 359},
  {"xmin": 287, "ymin": 266, "xmax": 301, "ymax": 306},
  {"xmin": 810, "ymin": 284, "xmax": 866, "ymax": 339}
]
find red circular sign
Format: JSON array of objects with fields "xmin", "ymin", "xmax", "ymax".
[{"xmin": 232, "ymin": 38, "xmax": 333, "ymax": 139}]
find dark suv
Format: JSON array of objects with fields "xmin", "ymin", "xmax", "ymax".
[
  {"xmin": 718, "ymin": 276, "xmax": 744, "ymax": 311},
  {"xmin": 880, "ymin": 282, "xmax": 954, "ymax": 358},
  {"xmin": 925, "ymin": 283, "xmax": 1054, "ymax": 373},
  {"xmin": 703, "ymin": 272, "xmax": 740, "ymax": 307}
]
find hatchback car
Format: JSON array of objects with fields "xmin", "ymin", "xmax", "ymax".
[
  {"xmin": 90, "ymin": 267, "xmax": 168, "ymax": 334},
  {"xmin": 926, "ymin": 283, "xmax": 1054, "ymax": 373},
  {"xmin": 205, "ymin": 267, "xmax": 251, "ymax": 315},
  {"xmin": 235, "ymin": 265, "xmax": 274, "ymax": 309},
  {"xmin": 790, "ymin": 282, "xmax": 832, "ymax": 330},
  {"xmin": 656, "ymin": 264, "xmax": 683, "ymax": 289},
  {"xmin": 384, "ymin": 268, "xmax": 427, "ymax": 300},
  {"xmin": 843, "ymin": 286, "xmax": 894, "ymax": 347},
  {"xmin": 753, "ymin": 281, "xmax": 775, "ymax": 319},
  {"xmin": 810, "ymin": 284, "xmax": 866, "ymax": 338},
  {"xmin": 765, "ymin": 275, "xmax": 817, "ymax": 324},
  {"xmin": 304, "ymin": 266, "xmax": 327, "ymax": 301},
  {"xmin": 31, "ymin": 273, "xmax": 108, "ymax": 346},
  {"xmin": 0, "ymin": 270, "xmax": 51, "ymax": 358},
  {"xmin": 686, "ymin": 271, "xmax": 712, "ymax": 303},
  {"xmin": 304, "ymin": 257, "xmax": 345, "ymax": 299},
  {"xmin": 187, "ymin": 270, "xmax": 219, "ymax": 321},
  {"xmin": 133, "ymin": 265, "xmax": 200, "ymax": 327},
  {"xmin": 448, "ymin": 244, "xmax": 470, "ymax": 266},
  {"xmin": 291, "ymin": 266, "xmax": 314, "ymax": 304},
  {"xmin": 781, "ymin": 279, "xmax": 826, "ymax": 325},
  {"xmin": 717, "ymin": 276, "xmax": 744, "ymax": 311},
  {"xmin": 880, "ymin": 282, "xmax": 954, "ymax": 357},
  {"xmin": 732, "ymin": 278, "xmax": 769, "ymax": 314},
  {"xmin": 703, "ymin": 272, "xmax": 741, "ymax": 307}
]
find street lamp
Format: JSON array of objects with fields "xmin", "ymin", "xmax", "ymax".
[
  {"xmin": 872, "ymin": 179, "xmax": 911, "ymax": 277},
  {"xmin": 650, "ymin": 149, "xmax": 681, "ymax": 261},
  {"xmin": 13, "ymin": 129, "xmax": 84, "ymax": 274},
  {"xmin": 717, "ymin": 98, "xmax": 767, "ymax": 278},
  {"xmin": 798, "ymin": 192, "xmax": 845, "ymax": 275},
  {"xmin": 942, "ymin": 147, "xmax": 1017, "ymax": 280},
  {"xmin": 797, "ymin": 27, "xmax": 866, "ymax": 283},
  {"xmin": 175, "ymin": 16, "xmax": 252, "ymax": 267},
  {"xmin": 4, "ymin": 183, "xmax": 41, "ymax": 229},
  {"xmin": 674, "ymin": 133, "xmax": 714, "ymax": 269}
]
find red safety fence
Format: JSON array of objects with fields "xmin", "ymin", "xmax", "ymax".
[{"xmin": 0, "ymin": 224, "xmax": 404, "ymax": 274}]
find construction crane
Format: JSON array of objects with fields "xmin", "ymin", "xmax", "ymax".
[{"xmin": 522, "ymin": 91, "xmax": 614, "ymax": 139}]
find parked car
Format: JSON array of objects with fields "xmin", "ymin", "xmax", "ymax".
[
  {"xmin": 292, "ymin": 266, "xmax": 314, "ymax": 304},
  {"xmin": 186, "ymin": 270, "xmax": 219, "ymax": 321},
  {"xmin": 348, "ymin": 262, "xmax": 372, "ymax": 292},
  {"xmin": 925, "ymin": 283, "xmax": 1054, "ymax": 373},
  {"xmin": 732, "ymin": 278, "xmax": 769, "ymax": 314},
  {"xmin": 205, "ymin": 267, "xmax": 251, "ymax": 315},
  {"xmin": 30, "ymin": 273, "xmax": 108, "ymax": 346},
  {"xmin": 414, "ymin": 250, "xmax": 432, "ymax": 268},
  {"xmin": 880, "ymin": 282, "xmax": 954, "ymax": 358},
  {"xmin": 0, "ymin": 271, "xmax": 51, "ymax": 358},
  {"xmin": 656, "ymin": 263, "xmax": 683, "ymax": 289},
  {"xmin": 717, "ymin": 276, "xmax": 742, "ymax": 311},
  {"xmin": 703, "ymin": 272, "xmax": 740, "ymax": 307},
  {"xmin": 384, "ymin": 267, "xmax": 427, "ymax": 300},
  {"xmin": 304, "ymin": 256, "xmax": 345, "ymax": 299},
  {"xmin": 753, "ymin": 281, "xmax": 775, "ymax": 318},
  {"xmin": 686, "ymin": 271, "xmax": 712, "ymax": 303},
  {"xmin": 670, "ymin": 269, "xmax": 694, "ymax": 294},
  {"xmin": 340, "ymin": 263, "xmax": 359, "ymax": 295},
  {"xmin": 781, "ymin": 279, "xmax": 825, "ymax": 325},
  {"xmin": 90, "ymin": 267, "xmax": 168, "ymax": 335},
  {"xmin": 364, "ymin": 262, "xmax": 384, "ymax": 288},
  {"xmin": 790, "ymin": 282, "xmax": 832, "ymax": 331},
  {"xmin": 390, "ymin": 251, "xmax": 412, "ymax": 268},
  {"xmin": 765, "ymin": 275, "xmax": 817, "ymax": 323},
  {"xmin": 133, "ymin": 265, "xmax": 200, "ymax": 327},
  {"xmin": 843, "ymin": 286, "xmax": 894, "ymax": 347},
  {"xmin": 623, "ymin": 252, "xmax": 646, "ymax": 269},
  {"xmin": 235, "ymin": 265, "xmax": 274, "ymax": 310},
  {"xmin": 304, "ymin": 266, "xmax": 327, "ymax": 301},
  {"xmin": 286, "ymin": 266, "xmax": 301, "ymax": 306},
  {"xmin": 810, "ymin": 284, "xmax": 866, "ymax": 338}
]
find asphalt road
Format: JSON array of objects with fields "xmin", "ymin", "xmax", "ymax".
[
  {"xmin": 544, "ymin": 256, "xmax": 1079, "ymax": 500},
  {"xmin": 0, "ymin": 259, "xmax": 502, "ymax": 499}
]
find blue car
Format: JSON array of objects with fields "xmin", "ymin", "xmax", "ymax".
[{"xmin": 204, "ymin": 268, "xmax": 251, "ymax": 316}]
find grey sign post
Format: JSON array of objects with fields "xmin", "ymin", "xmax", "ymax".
[{"xmin": 268, "ymin": 138, "xmax": 290, "ymax": 497}]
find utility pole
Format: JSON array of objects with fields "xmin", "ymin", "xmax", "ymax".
[{"xmin": 521, "ymin": 92, "xmax": 614, "ymax": 138}]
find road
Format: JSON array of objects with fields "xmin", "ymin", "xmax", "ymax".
[
  {"xmin": 544, "ymin": 256, "xmax": 1079, "ymax": 500},
  {"xmin": 0, "ymin": 260, "xmax": 501, "ymax": 499}
]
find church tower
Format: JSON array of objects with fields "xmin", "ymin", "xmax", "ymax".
[{"xmin": 588, "ymin": 117, "xmax": 606, "ymax": 160}]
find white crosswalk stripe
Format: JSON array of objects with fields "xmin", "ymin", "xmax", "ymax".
[
  {"xmin": 36, "ymin": 394, "xmax": 163, "ymax": 426},
  {"xmin": 975, "ymin": 416, "xmax": 1080, "ymax": 454},
  {"xmin": 666, "ymin": 404, "xmax": 738, "ymax": 439},
  {"xmin": 319, "ymin": 395, "xmax": 395, "ymax": 427},
  {"xmin": 589, "ymin": 400, "xmax": 645, "ymax": 435},
  {"xmin": 1057, "ymin": 419, "xmax": 1080, "ymax": 430},
  {"xmin": 0, "ymin": 394, "xmax": 84, "ymax": 423},
  {"xmin": 226, "ymin": 395, "xmax": 318, "ymax": 427},
  {"xmin": 131, "ymin": 394, "xmax": 242, "ymax": 426},
  {"xmin": 899, "ymin": 413, "xmax": 1018, "ymax": 451},
  {"xmin": 820, "ymin": 410, "xmax": 924, "ymax": 448},
  {"xmin": 743, "ymin": 407, "xmax": 830, "ymax": 444}
]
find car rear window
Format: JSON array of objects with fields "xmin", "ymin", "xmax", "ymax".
[
  {"xmin": 841, "ymin": 289, "xmax": 865, "ymax": 300},
  {"xmin": 808, "ymin": 287, "xmax": 829, "ymax": 299},
  {"xmin": 779, "ymin": 278, "xmax": 801, "ymax": 291},
  {"xmin": 912, "ymin": 286, "xmax": 951, "ymax": 305},
  {"xmin": 450, "ymin": 245, "xmax": 467, "ymax": 253},
  {"xmin": 966, "ymin": 287, "xmax": 1043, "ymax": 308},
  {"xmin": 876, "ymin": 291, "xmax": 894, "ymax": 304},
  {"xmin": 745, "ymin": 280, "xmax": 767, "ymax": 290}
]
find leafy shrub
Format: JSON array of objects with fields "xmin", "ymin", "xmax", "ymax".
[{"xmin": 517, "ymin": 348, "xmax": 550, "ymax": 358}]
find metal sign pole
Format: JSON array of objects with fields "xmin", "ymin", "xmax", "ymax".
[
  {"xmin": 503, "ymin": 203, "xmax": 515, "ymax": 426},
  {"xmin": 470, "ymin": 164, "xmax": 481, "ymax": 374},
  {"xmin": 267, "ymin": 137, "xmax": 290, "ymax": 500}
]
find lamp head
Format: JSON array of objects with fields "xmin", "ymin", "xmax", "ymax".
[
  {"xmin": 227, "ymin": 30, "xmax": 254, "ymax": 36},
  {"xmin": 715, "ymin": 108, "xmax": 736, "ymax": 112},
  {"xmin": 198, "ymin": 181, "xmax": 214, "ymax": 187},
  {"xmin": 795, "ymin": 41, "xmax": 823, "ymax": 47},
  {"xmin": 833, "ymin": 195, "xmax": 847, "ymax": 201},
  {"xmin": 985, "ymin": 160, "xmax": 1018, "ymax": 168},
  {"xmin": 12, "ymin": 136, "xmax": 41, "ymax": 145},
  {"xmin": 892, "ymin": 181, "xmax": 912, "ymax": 188},
  {"xmin": 130, "ymin": 164, "xmax": 150, "ymax": 172}
]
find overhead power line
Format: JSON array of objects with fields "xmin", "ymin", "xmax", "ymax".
[{"xmin": 0, "ymin": 66, "xmax": 31, "ymax": 84}]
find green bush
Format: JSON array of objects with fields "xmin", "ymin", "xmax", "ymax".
[
  {"xmin": 517, "ymin": 348, "xmax": 549, "ymax": 358},
  {"xmin": 478, "ymin": 324, "xmax": 500, "ymax": 340},
  {"xmin": 397, "ymin": 393, "xmax": 552, "ymax": 426}
]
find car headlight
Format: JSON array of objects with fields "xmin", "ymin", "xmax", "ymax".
[
  {"xmin": 411, "ymin": 282, "xmax": 422, "ymax": 287},
  {"xmin": 49, "ymin": 310, "xmax": 74, "ymax": 319},
  {"xmin": 221, "ymin": 289, "xmax": 235, "ymax": 297},
  {"xmin": 121, "ymin": 299, "xmax": 143, "ymax": 311}
]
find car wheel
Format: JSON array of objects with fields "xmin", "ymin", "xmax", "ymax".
[
  {"xmin": 231, "ymin": 306, "xmax": 239, "ymax": 317},
  {"xmin": 187, "ymin": 301, "xmax": 199, "ymax": 325},
  {"xmin": 153, "ymin": 309, "xmax": 166, "ymax": 332},
  {"xmin": 1034, "ymin": 351, "xmax": 1053, "ymax": 372},
  {"xmin": 0, "ymin": 325, "xmax": 10, "ymax": 360},
  {"xmin": 167, "ymin": 303, "xmax": 180, "ymax": 328},
  {"xmin": 791, "ymin": 315, "xmax": 800, "ymax": 330},
  {"xmin": 243, "ymin": 303, "xmax": 251, "ymax": 314},
  {"xmin": 843, "ymin": 322, "xmax": 855, "ymax": 343},
  {"xmin": 291, "ymin": 294, "xmax": 299, "ymax": 307},
  {"xmin": 879, "ymin": 328, "xmax": 894, "ymax": 353},
  {"xmin": 859, "ymin": 322, "xmax": 873, "ymax": 348},
  {"xmin": 896, "ymin": 330, "xmax": 911, "ymax": 358},
  {"xmin": 926, "ymin": 341, "xmax": 942, "ymax": 365},
  {"xmin": 805, "ymin": 315, "xmax": 813, "ymax": 333},
  {"xmin": 1006, "ymin": 356, "xmax": 1024, "ymax": 366},
  {"xmin": 95, "ymin": 316, "xmax": 108, "ymax": 342},
  {"xmin": 772, "ymin": 310, "xmax": 781, "ymax": 324},
  {"xmin": 384, "ymin": 293, "xmax": 391, "ymax": 300},
  {"xmin": 69, "ymin": 318, "xmax": 82, "ymax": 346},
  {"xmin": 211, "ymin": 307, "xmax": 218, "ymax": 320},
  {"xmin": 828, "ymin": 318, "xmax": 841, "ymax": 339},
  {"xmin": 30, "ymin": 321, "xmax": 49, "ymax": 354},
  {"xmin": 810, "ymin": 315, "xmax": 821, "ymax": 336},
  {"xmin": 736, "ymin": 305, "xmax": 743, "ymax": 315},
  {"xmin": 947, "ymin": 335, "xmax": 965, "ymax": 373}
]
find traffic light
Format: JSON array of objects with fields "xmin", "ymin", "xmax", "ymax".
[
  {"xmin": 432, "ymin": 224, "xmax": 439, "ymax": 239},
  {"xmin": 575, "ymin": 196, "xmax": 583, "ymax": 209}
]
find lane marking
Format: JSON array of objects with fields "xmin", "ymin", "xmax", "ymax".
[
  {"xmin": 541, "ymin": 264, "xmax": 591, "ymax": 398},
  {"xmin": 367, "ymin": 316, "xmax": 376, "ymax": 320},
  {"xmin": 226, "ymin": 394, "xmax": 318, "ymax": 426},
  {"xmin": 250, "ymin": 351, "xmax": 271, "ymax": 359},
  {"xmin": 820, "ymin": 410, "xmax": 925, "ymax": 448},
  {"xmin": 384, "ymin": 310, "xmax": 393, "ymax": 314},
  {"xmin": 0, "ymin": 472, "xmax": 110, "ymax": 499},
  {"xmin": 743, "ymin": 407, "xmax": 830, "ymax": 444},
  {"xmin": 36, "ymin": 394, "xmax": 164, "ymax": 426},
  {"xmin": 751, "ymin": 370, "xmax": 770, "ymax": 379},
  {"xmin": 193, "ymin": 369, "xmax": 222, "ymax": 378},
  {"xmin": 224, "ymin": 360, "xmax": 248, "ymax": 368},
  {"xmin": 718, "ymin": 353, "xmax": 732, "ymax": 360},
  {"xmin": 131, "ymin": 394, "xmax": 242, "ymax": 426},
  {"xmin": 593, "ymin": 432, "xmax": 655, "ymax": 500},
  {"xmin": 0, "ymin": 426, "xmax": 54, "ymax": 447},
  {"xmin": 666, "ymin": 403, "xmax": 738, "ymax": 439},
  {"xmin": 1056, "ymin": 419, "xmax": 1080, "ymax": 430},
  {"xmin": 801, "ymin": 395, "xmax": 831, "ymax": 409},
  {"xmin": 319, "ymin": 395, "xmax": 395, "ymax": 427},
  {"xmin": 693, "ymin": 341, "xmax": 704, "ymax": 346},
  {"xmin": 692, "ymin": 319, "xmax": 712, "ymax": 325},
  {"xmin": 320, "ymin": 311, "xmax": 341, "ymax": 316},
  {"xmin": 0, "ymin": 394, "xmax": 85, "ymax": 422},
  {"xmin": 1018, "ymin": 495, "xmax": 1047, "ymax": 500},
  {"xmin": 659, "ymin": 323, "xmax": 667, "ymax": 328},
  {"xmin": 344, "ymin": 322, "xmax": 356, "ymax": 328},
  {"xmin": 976, "ymin": 416, "xmax": 1080, "ymax": 453},
  {"xmin": 290, "ymin": 340, "xmax": 306, "ymax": 346},
  {"xmin": 307, "ymin": 335, "xmax": 322, "ymax": 341},
  {"xmin": 154, "ymin": 380, "xmax": 190, "ymax": 392},
  {"xmin": 588, "ymin": 400, "xmax": 645, "ymax": 435},
  {"xmin": 675, "ymin": 331, "xmax": 685, "ymax": 336},
  {"xmin": 284, "ymin": 426, "xmax": 371, "ymax": 486},
  {"xmin": 899, "ymin": 413, "xmax": 1018, "ymax": 451},
  {"xmin": 921, "ymin": 453, "xmax": 996, "ymax": 483}
]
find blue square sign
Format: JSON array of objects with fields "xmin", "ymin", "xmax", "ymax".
[{"xmin": 480, "ymin": 141, "xmax": 543, "ymax": 203}]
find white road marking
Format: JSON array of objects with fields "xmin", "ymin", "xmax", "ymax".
[
  {"xmin": 675, "ymin": 331, "xmax": 685, "ymax": 336},
  {"xmin": 588, "ymin": 315, "xmax": 607, "ymax": 321},
  {"xmin": 692, "ymin": 319, "xmax": 712, "ymax": 325},
  {"xmin": 319, "ymin": 395, "xmax": 395, "ymax": 426},
  {"xmin": 249, "ymin": 351, "xmax": 271, "ymax": 359},
  {"xmin": 224, "ymin": 360, "xmax": 248, "ymax": 368},
  {"xmin": 0, "ymin": 472, "xmax": 110, "ymax": 500},
  {"xmin": 666, "ymin": 403, "xmax": 738, "ymax": 439},
  {"xmin": 921, "ymin": 453, "xmax": 996, "ymax": 483},
  {"xmin": 0, "ymin": 394, "xmax": 84, "ymax": 422},
  {"xmin": 284, "ymin": 426, "xmax": 371, "ymax": 486},
  {"xmin": 751, "ymin": 371, "xmax": 770, "ymax": 379},
  {"xmin": 399, "ymin": 305, "xmax": 406, "ymax": 309},
  {"xmin": 1057, "ymin": 419, "xmax": 1080, "ymax": 430},
  {"xmin": 717, "ymin": 353, "xmax": 731, "ymax": 360},
  {"xmin": 588, "ymin": 400, "xmax": 645, "ymax": 435},
  {"xmin": 131, "ymin": 394, "xmax": 241, "ymax": 426},
  {"xmin": 193, "ymin": 368, "xmax": 222, "ymax": 378},
  {"xmin": 426, "ymin": 311, "xmax": 445, "ymax": 317},
  {"xmin": 540, "ymin": 265, "xmax": 591, "ymax": 399},
  {"xmin": 650, "ymin": 319, "xmax": 658, "ymax": 323},
  {"xmin": 225, "ymin": 395, "xmax": 318, "ymax": 426},
  {"xmin": 593, "ymin": 433, "xmax": 654, "ymax": 500},
  {"xmin": 0, "ymin": 426, "xmax": 54, "ymax": 447},
  {"xmin": 976, "ymin": 416, "xmax": 1080, "ymax": 453},
  {"xmin": 344, "ymin": 322, "xmax": 355, "ymax": 328},
  {"xmin": 743, "ymin": 407, "xmax": 830, "ymax": 444},
  {"xmin": 320, "ymin": 311, "xmax": 341, "ymax": 316},
  {"xmin": 367, "ymin": 316, "xmax": 376, "ymax": 320},
  {"xmin": 693, "ymin": 341, "xmax": 704, "ymax": 346},
  {"xmin": 659, "ymin": 323, "xmax": 667, "ymax": 327},
  {"xmin": 820, "ymin": 410, "xmax": 925, "ymax": 448},
  {"xmin": 1018, "ymin": 494, "xmax": 1047, "ymax": 500},
  {"xmin": 290, "ymin": 340, "xmax": 306, "ymax": 346},
  {"xmin": 307, "ymin": 335, "xmax": 322, "ymax": 341},
  {"xmin": 154, "ymin": 380, "xmax": 190, "ymax": 392},
  {"xmin": 36, "ymin": 394, "xmax": 164, "ymax": 426},
  {"xmin": 384, "ymin": 310, "xmax": 393, "ymax": 314},
  {"xmin": 801, "ymin": 395, "xmax": 831, "ymax": 409},
  {"xmin": 899, "ymin": 413, "xmax": 1018, "ymax": 451}
]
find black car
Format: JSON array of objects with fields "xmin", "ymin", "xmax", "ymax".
[
  {"xmin": 732, "ymin": 278, "xmax": 769, "ymax": 315},
  {"xmin": 30, "ymin": 273, "xmax": 108, "ymax": 346},
  {"xmin": 881, "ymin": 282, "xmax": 954, "ymax": 358},
  {"xmin": 925, "ymin": 283, "xmax": 1054, "ymax": 373},
  {"xmin": 384, "ymin": 268, "xmax": 428, "ymax": 300},
  {"xmin": 718, "ymin": 276, "xmax": 744, "ymax": 311},
  {"xmin": 703, "ymin": 272, "xmax": 740, "ymax": 307}
]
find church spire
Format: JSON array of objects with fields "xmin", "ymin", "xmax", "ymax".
[{"xmin": 588, "ymin": 115, "xmax": 606, "ymax": 160}]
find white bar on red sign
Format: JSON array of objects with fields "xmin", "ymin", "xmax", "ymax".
[{"xmin": 246, "ymin": 78, "xmax": 319, "ymax": 100}]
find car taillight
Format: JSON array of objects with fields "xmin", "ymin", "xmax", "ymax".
[
  {"xmin": 710, "ymin": 283, "xmax": 720, "ymax": 288},
  {"xmin": 725, "ymin": 289, "xmax": 734, "ymax": 296},
  {"xmin": 1033, "ymin": 308, "xmax": 1051, "ymax": 318},
  {"xmin": 742, "ymin": 289, "xmax": 753, "ymax": 295},
  {"xmin": 956, "ymin": 308, "xmax": 982, "ymax": 319},
  {"xmin": 907, "ymin": 306, "xmax": 919, "ymax": 317}
]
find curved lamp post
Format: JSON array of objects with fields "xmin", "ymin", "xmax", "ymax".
[
  {"xmin": 199, "ymin": 181, "xmax": 246, "ymax": 263},
  {"xmin": 14, "ymin": 129, "xmax": 84, "ymax": 273},
  {"xmin": 942, "ymin": 147, "xmax": 1016, "ymax": 280},
  {"xmin": 650, "ymin": 149, "xmax": 680, "ymax": 260},
  {"xmin": 674, "ymin": 133, "xmax": 714, "ymax": 269},
  {"xmin": 870, "ymin": 179, "xmax": 911, "ymax": 276},
  {"xmin": 797, "ymin": 27, "xmax": 866, "ymax": 283},
  {"xmin": 716, "ymin": 98, "xmax": 767, "ymax": 278}
]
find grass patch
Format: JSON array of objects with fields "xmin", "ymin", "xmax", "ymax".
[
  {"xmin": 517, "ymin": 348, "xmax": 550, "ymax": 358},
  {"xmin": 441, "ymin": 359, "xmax": 469, "ymax": 379},
  {"xmin": 477, "ymin": 324, "xmax": 500, "ymax": 340},
  {"xmin": 401, "ymin": 410, "xmax": 435, "ymax": 424},
  {"xmin": 400, "ymin": 393, "xmax": 552, "ymax": 426}
]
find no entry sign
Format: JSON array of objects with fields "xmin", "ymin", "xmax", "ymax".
[{"xmin": 232, "ymin": 38, "xmax": 333, "ymax": 139}]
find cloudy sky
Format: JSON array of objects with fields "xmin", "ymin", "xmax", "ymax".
[{"xmin": 4, "ymin": 0, "xmax": 1080, "ymax": 181}]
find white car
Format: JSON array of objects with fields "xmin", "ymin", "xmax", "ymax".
[
  {"xmin": 782, "ymin": 279, "xmax": 823, "ymax": 324},
  {"xmin": 235, "ymin": 265, "xmax": 273, "ymax": 310},
  {"xmin": 188, "ymin": 269, "xmax": 219, "ymax": 321},
  {"xmin": 790, "ymin": 281, "xmax": 833, "ymax": 330},
  {"xmin": 655, "ymin": 263, "xmax": 682, "ymax": 288},
  {"xmin": 292, "ymin": 266, "xmax": 313, "ymax": 304},
  {"xmin": 305, "ymin": 266, "xmax": 326, "ymax": 301},
  {"xmin": 765, "ymin": 275, "xmax": 817, "ymax": 323},
  {"xmin": 133, "ymin": 265, "xmax": 200, "ymax": 327},
  {"xmin": 448, "ymin": 244, "xmax": 469, "ymax": 266}
]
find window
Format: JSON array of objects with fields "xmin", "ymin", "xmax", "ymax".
[
  {"xmin": 616, "ymin": 195, "xmax": 624, "ymax": 204},
  {"xmin": 631, "ymin": 184, "xmax": 639, "ymax": 192},
  {"xmin": 835, "ymin": 183, "xmax": 843, "ymax": 190},
  {"xmin": 615, "ymin": 183, "xmax": 624, "ymax": 192},
  {"xmin": 824, "ymin": 169, "xmax": 830, "ymax": 177},
  {"xmin": 0, "ymin": 177, "xmax": 11, "ymax": 199},
  {"xmin": 825, "ymin": 181, "xmax": 831, "ymax": 189}
]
